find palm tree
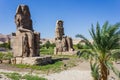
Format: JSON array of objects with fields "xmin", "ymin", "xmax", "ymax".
[{"xmin": 76, "ymin": 22, "xmax": 120, "ymax": 80}]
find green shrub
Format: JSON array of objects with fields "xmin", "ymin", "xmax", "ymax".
[
  {"xmin": 41, "ymin": 41, "xmax": 55, "ymax": 49},
  {"xmin": 23, "ymin": 74, "xmax": 47, "ymax": 80},
  {"xmin": 74, "ymin": 43, "xmax": 89, "ymax": 50},
  {"xmin": 0, "ymin": 42, "xmax": 10, "ymax": 49},
  {"xmin": 5, "ymin": 72, "xmax": 21, "ymax": 80},
  {"xmin": 40, "ymin": 48, "xmax": 54, "ymax": 55},
  {"xmin": 12, "ymin": 61, "xmax": 64, "ymax": 73},
  {"xmin": 2, "ymin": 72, "xmax": 47, "ymax": 80},
  {"xmin": 0, "ymin": 52, "xmax": 4, "ymax": 59},
  {"xmin": 112, "ymin": 52, "xmax": 120, "ymax": 61},
  {"xmin": 0, "ymin": 52, "xmax": 13, "ymax": 60}
]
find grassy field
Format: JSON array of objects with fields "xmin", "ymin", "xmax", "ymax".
[
  {"xmin": 0, "ymin": 52, "xmax": 13, "ymax": 60},
  {"xmin": 12, "ymin": 61, "xmax": 64, "ymax": 74},
  {"xmin": 0, "ymin": 47, "xmax": 82, "ymax": 75},
  {"xmin": 40, "ymin": 48, "xmax": 54, "ymax": 55},
  {"xmin": 0, "ymin": 72, "xmax": 47, "ymax": 80},
  {"xmin": 0, "ymin": 47, "xmax": 80, "ymax": 74},
  {"xmin": 11, "ymin": 54, "xmax": 80, "ymax": 74}
]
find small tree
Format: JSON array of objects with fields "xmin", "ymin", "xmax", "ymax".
[
  {"xmin": 44, "ymin": 41, "xmax": 51, "ymax": 49},
  {"xmin": 76, "ymin": 43, "xmax": 82, "ymax": 49},
  {"xmin": 76, "ymin": 21, "xmax": 120, "ymax": 80},
  {"xmin": 50, "ymin": 43, "xmax": 56, "ymax": 49},
  {"xmin": 0, "ymin": 42, "xmax": 10, "ymax": 49}
]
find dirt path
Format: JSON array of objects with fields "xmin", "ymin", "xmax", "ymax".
[
  {"xmin": 0, "ymin": 62, "xmax": 92, "ymax": 80},
  {"xmin": 0, "ymin": 64, "xmax": 31, "ymax": 73}
]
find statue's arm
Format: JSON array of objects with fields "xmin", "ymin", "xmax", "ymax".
[{"xmin": 18, "ymin": 27, "xmax": 32, "ymax": 32}]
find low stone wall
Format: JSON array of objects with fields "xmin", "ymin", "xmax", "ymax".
[
  {"xmin": 11, "ymin": 55, "xmax": 52, "ymax": 65},
  {"xmin": 0, "ymin": 59, "xmax": 11, "ymax": 64}
]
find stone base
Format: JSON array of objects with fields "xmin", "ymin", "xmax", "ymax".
[
  {"xmin": 2, "ymin": 60, "xmax": 11, "ymax": 64},
  {"xmin": 11, "ymin": 55, "xmax": 52, "ymax": 65},
  {"xmin": 0, "ymin": 59, "xmax": 11, "ymax": 64},
  {"xmin": 54, "ymin": 51, "xmax": 78, "ymax": 55}
]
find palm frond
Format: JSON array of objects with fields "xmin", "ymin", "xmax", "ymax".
[
  {"xmin": 90, "ymin": 62, "xmax": 100, "ymax": 80},
  {"xmin": 75, "ymin": 34, "xmax": 93, "ymax": 49},
  {"xmin": 78, "ymin": 49, "xmax": 95, "ymax": 57}
]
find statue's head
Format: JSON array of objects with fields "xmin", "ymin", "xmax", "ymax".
[
  {"xmin": 16, "ymin": 5, "xmax": 31, "ymax": 17},
  {"xmin": 16, "ymin": 5, "xmax": 22, "ymax": 14},
  {"xmin": 15, "ymin": 5, "xmax": 33, "ymax": 31},
  {"xmin": 21, "ymin": 5, "xmax": 31, "ymax": 17},
  {"xmin": 56, "ymin": 20, "xmax": 63, "ymax": 27}
]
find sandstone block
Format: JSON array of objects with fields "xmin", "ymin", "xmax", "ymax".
[{"xmin": 11, "ymin": 56, "xmax": 52, "ymax": 65}]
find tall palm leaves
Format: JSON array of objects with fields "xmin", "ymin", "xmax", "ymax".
[{"xmin": 76, "ymin": 21, "xmax": 120, "ymax": 80}]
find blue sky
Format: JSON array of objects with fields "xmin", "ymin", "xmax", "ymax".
[{"xmin": 0, "ymin": 0, "xmax": 120, "ymax": 39}]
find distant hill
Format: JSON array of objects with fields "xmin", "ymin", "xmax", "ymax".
[
  {"xmin": 0, "ymin": 33, "xmax": 11, "ymax": 43},
  {"xmin": 0, "ymin": 33, "xmax": 82, "ymax": 45},
  {"xmin": 40, "ymin": 38, "xmax": 81, "ymax": 45}
]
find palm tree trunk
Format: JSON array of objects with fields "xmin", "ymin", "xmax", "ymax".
[{"xmin": 100, "ymin": 62, "xmax": 108, "ymax": 80}]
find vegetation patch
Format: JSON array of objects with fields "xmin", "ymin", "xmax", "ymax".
[
  {"xmin": 10, "ymin": 55, "xmax": 79, "ymax": 74},
  {"xmin": 40, "ymin": 48, "xmax": 54, "ymax": 55},
  {"xmin": 12, "ymin": 61, "xmax": 64, "ymax": 73},
  {"xmin": 0, "ymin": 52, "xmax": 13, "ymax": 60},
  {"xmin": 23, "ymin": 74, "xmax": 47, "ymax": 80},
  {"xmin": 0, "ymin": 72, "xmax": 47, "ymax": 80}
]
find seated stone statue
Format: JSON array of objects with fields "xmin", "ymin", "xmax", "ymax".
[
  {"xmin": 11, "ymin": 5, "xmax": 40, "ymax": 57},
  {"xmin": 55, "ymin": 20, "xmax": 74, "ymax": 54}
]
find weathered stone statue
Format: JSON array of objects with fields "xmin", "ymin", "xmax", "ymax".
[
  {"xmin": 11, "ymin": 5, "xmax": 40, "ymax": 57},
  {"xmin": 54, "ymin": 20, "xmax": 74, "ymax": 55},
  {"xmin": 10, "ymin": 5, "xmax": 52, "ymax": 66}
]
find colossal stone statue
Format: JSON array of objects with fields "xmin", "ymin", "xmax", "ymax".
[
  {"xmin": 54, "ymin": 20, "xmax": 74, "ymax": 55},
  {"xmin": 10, "ymin": 4, "xmax": 52, "ymax": 66},
  {"xmin": 11, "ymin": 5, "xmax": 40, "ymax": 57}
]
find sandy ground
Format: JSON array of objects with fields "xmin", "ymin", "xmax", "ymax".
[
  {"xmin": 0, "ymin": 61, "xmax": 120, "ymax": 80},
  {"xmin": 0, "ymin": 69, "xmax": 92, "ymax": 80},
  {"xmin": 44, "ymin": 61, "xmax": 120, "ymax": 80},
  {"xmin": 45, "ymin": 70, "xmax": 92, "ymax": 80}
]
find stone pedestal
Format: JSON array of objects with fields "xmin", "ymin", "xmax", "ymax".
[
  {"xmin": 11, "ymin": 56, "xmax": 52, "ymax": 65},
  {"xmin": 55, "ymin": 51, "xmax": 78, "ymax": 55}
]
